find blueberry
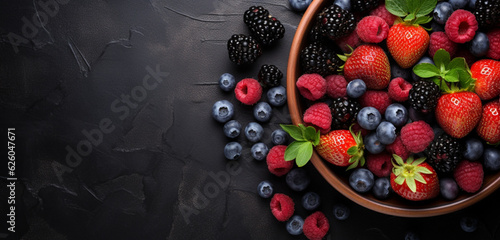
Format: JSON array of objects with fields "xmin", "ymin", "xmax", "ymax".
[
  {"xmin": 302, "ymin": 192, "xmax": 320, "ymax": 211},
  {"xmin": 332, "ymin": 203, "xmax": 350, "ymax": 220},
  {"xmin": 449, "ymin": 0, "xmax": 469, "ymax": 9},
  {"xmin": 346, "ymin": 79, "xmax": 367, "ymax": 98},
  {"xmin": 412, "ymin": 57, "xmax": 435, "ymax": 81},
  {"xmin": 245, "ymin": 122, "xmax": 264, "ymax": 142},
  {"xmin": 364, "ymin": 133, "xmax": 386, "ymax": 154},
  {"xmin": 253, "ymin": 102, "xmax": 273, "ymax": 122},
  {"xmin": 433, "ymin": 2, "xmax": 454, "ymax": 24},
  {"xmin": 372, "ymin": 177, "xmax": 391, "ymax": 200},
  {"xmin": 251, "ymin": 142, "xmax": 269, "ymax": 161},
  {"xmin": 267, "ymin": 85, "xmax": 287, "ymax": 107},
  {"xmin": 357, "ymin": 107, "xmax": 382, "ymax": 130},
  {"xmin": 483, "ymin": 148, "xmax": 500, "ymax": 171},
  {"xmin": 385, "ymin": 103, "xmax": 409, "ymax": 127},
  {"xmin": 404, "ymin": 231, "xmax": 420, "ymax": 240},
  {"xmin": 286, "ymin": 168, "xmax": 310, "ymax": 191},
  {"xmin": 349, "ymin": 168, "xmax": 375, "ymax": 193},
  {"xmin": 271, "ymin": 129, "xmax": 288, "ymax": 145},
  {"xmin": 257, "ymin": 180, "xmax": 274, "ymax": 198},
  {"xmin": 219, "ymin": 73, "xmax": 236, "ymax": 91},
  {"xmin": 334, "ymin": 0, "xmax": 351, "ymax": 11},
  {"xmin": 463, "ymin": 138, "xmax": 484, "ymax": 161},
  {"xmin": 460, "ymin": 216, "xmax": 478, "ymax": 233},
  {"xmin": 391, "ymin": 63, "xmax": 411, "ymax": 80},
  {"xmin": 223, "ymin": 120, "xmax": 241, "ymax": 138},
  {"xmin": 224, "ymin": 142, "xmax": 242, "ymax": 160},
  {"xmin": 469, "ymin": 32, "xmax": 489, "ymax": 57},
  {"xmin": 431, "ymin": 20, "xmax": 445, "ymax": 32},
  {"xmin": 376, "ymin": 121, "xmax": 397, "ymax": 145},
  {"xmin": 212, "ymin": 100, "xmax": 234, "ymax": 123},
  {"xmin": 286, "ymin": 215, "xmax": 304, "ymax": 235},
  {"xmin": 440, "ymin": 178, "xmax": 459, "ymax": 200},
  {"xmin": 469, "ymin": 0, "xmax": 476, "ymax": 9},
  {"xmin": 288, "ymin": 0, "xmax": 312, "ymax": 12}
]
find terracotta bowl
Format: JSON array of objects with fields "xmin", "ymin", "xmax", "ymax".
[{"xmin": 286, "ymin": 0, "xmax": 500, "ymax": 217}]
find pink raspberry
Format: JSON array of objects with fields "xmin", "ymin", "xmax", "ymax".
[
  {"xmin": 359, "ymin": 90, "xmax": 392, "ymax": 114},
  {"xmin": 400, "ymin": 121, "xmax": 434, "ymax": 153},
  {"xmin": 335, "ymin": 31, "xmax": 362, "ymax": 53},
  {"xmin": 266, "ymin": 145, "xmax": 293, "ymax": 176},
  {"xmin": 234, "ymin": 78, "xmax": 262, "ymax": 105},
  {"xmin": 325, "ymin": 74, "xmax": 347, "ymax": 98},
  {"xmin": 445, "ymin": 10, "xmax": 478, "ymax": 43},
  {"xmin": 428, "ymin": 31, "xmax": 458, "ymax": 57},
  {"xmin": 366, "ymin": 153, "xmax": 392, "ymax": 177},
  {"xmin": 303, "ymin": 102, "xmax": 332, "ymax": 134},
  {"xmin": 487, "ymin": 29, "xmax": 500, "ymax": 60},
  {"xmin": 386, "ymin": 135, "xmax": 410, "ymax": 160},
  {"xmin": 296, "ymin": 73, "xmax": 327, "ymax": 101},
  {"xmin": 454, "ymin": 160, "xmax": 484, "ymax": 193},
  {"xmin": 303, "ymin": 212, "xmax": 329, "ymax": 240},
  {"xmin": 356, "ymin": 16, "xmax": 389, "ymax": 43},
  {"xmin": 370, "ymin": 4, "xmax": 397, "ymax": 26},
  {"xmin": 270, "ymin": 193, "xmax": 295, "ymax": 221},
  {"xmin": 388, "ymin": 77, "xmax": 412, "ymax": 102}
]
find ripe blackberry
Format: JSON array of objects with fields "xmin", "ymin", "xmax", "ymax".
[
  {"xmin": 308, "ymin": 24, "xmax": 330, "ymax": 44},
  {"xmin": 351, "ymin": 0, "xmax": 381, "ymax": 13},
  {"xmin": 424, "ymin": 133, "xmax": 463, "ymax": 173},
  {"xmin": 474, "ymin": 0, "xmax": 500, "ymax": 28},
  {"xmin": 408, "ymin": 80, "xmax": 440, "ymax": 112},
  {"xmin": 227, "ymin": 34, "xmax": 262, "ymax": 65},
  {"xmin": 317, "ymin": 4, "xmax": 356, "ymax": 41},
  {"xmin": 300, "ymin": 42, "xmax": 343, "ymax": 76},
  {"xmin": 244, "ymin": 6, "xmax": 285, "ymax": 45},
  {"xmin": 330, "ymin": 97, "xmax": 361, "ymax": 130},
  {"xmin": 258, "ymin": 64, "xmax": 283, "ymax": 88}
]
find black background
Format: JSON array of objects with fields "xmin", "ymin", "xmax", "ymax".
[{"xmin": 1, "ymin": 0, "xmax": 500, "ymax": 239}]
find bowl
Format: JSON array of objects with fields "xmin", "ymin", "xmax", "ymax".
[{"xmin": 286, "ymin": 0, "xmax": 500, "ymax": 217}]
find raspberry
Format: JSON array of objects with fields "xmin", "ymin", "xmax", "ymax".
[
  {"xmin": 352, "ymin": 122, "xmax": 370, "ymax": 137},
  {"xmin": 386, "ymin": 135, "xmax": 410, "ymax": 160},
  {"xmin": 359, "ymin": 90, "xmax": 392, "ymax": 114},
  {"xmin": 266, "ymin": 145, "xmax": 293, "ymax": 176},
  {"xmin": 455, "ymin": 48, "xmax": 477, "ymax": 67},
  {"xmin": 369, "ymin": 4, "xmax": 397, "ymax": 26},
  {"xmin": 486, "ymin": 29, "xmax": 500, "ymax": 60},
  {"xmin": 356, "ymin": 16, "xmax": 389, "ymax": 43},
  {"xmin": 366, "ymin": 153, "xmax": 392, "ymax": 177},
  {"xmin": 445, "ymin": 10, "xmax": 479, "ymax": 44},
  {"xmin": 400, "ymin": 121, "xmax": 435, "ymax": 153},
  {"xmin": 325, "ymin": 74, "xmax": 347, "ymax": 98},
  {"xmin": 453, "ymin": 160, "xmax": 484, "ymax": 193},
  {"xmin": 428, "ymin": 31, "xmax": 458, "ymax": 57},
  {"xmin": 270, "ymin": 193, "xmax": 295, "ymax": 221},
  {"xmin": 388, "ymin": 77, "xmax": 412, "ymax": 102},
  {"xmin": 303, "ymin": 102, "xmax": 332, "ymax": 134},
  {"xmin": 303, "ymin": 212, "xmax": 329, "ymax": 240},
  {"xmin": 235, "ymin": 78, "xmax": 262, "ymax": 105},
  {"xmin": 296, "ymin": 73, "xmax": 327, "ymax": 101},
  {"xmin": 335, "ymin": 31, "xmax": 362, "ymax": 53}
]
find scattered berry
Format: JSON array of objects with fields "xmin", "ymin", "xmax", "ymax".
[
  {"xmin": 258, "ymin": 64, "xmax": 283, "ymax": 88},
  {"xmin": 408, "ymin": 80, "xmax": 440, "ymax": 113},
  {"xmin": 386, "ymin": 135, "xmax": 410, "ymax": 160},
  {"xmin": 445, "ymin": 9, "xmax": 479, "ymax": 44},
  {"xmin": 325, "ymin": 74, "xmax": 347, "ymax": 98},
  {"xmin": 366, "ymin": 153, "xmax": 392, "ymax": 177},
  {"xmin": 330, "ymin": 97, "xmax": 361, "ymax": 130},
  {"xmin": 391, "ymin": 63, "xmax": 411, "ymax": 80},
  {"xmin": 286, "ymin": 168, "xmax": 311, "ymax": 191},
  {"xmin": 303, "ymin": 102, "xmax": 332, "ymax": 134},
  {"xmin": 267, "ymin": 85, "xmax": 287, "ymax": 107},
  {"xmin": 469, "ymin": 31, "xmax": 490, "ymax": 57},
  {"xmin": 334, "ymin": 0, "xmax": 351, "ymax": 11},
  {"xmin": 454, "ymin": 160, "xmax": 484, "ymax": 193},
  {"xmin": 227, "ymin": 34, "xmax": 262, "ymax": 65},
  {"xmin": 440, "ymin": 177, "xmax": 459, "ymax": 200},
  {"xmin": 486, "ymin": 29, "xmax": 500, "ymax": 60},
  {"xmin": 286, "ymin": 215, "xmax": 304, "ymax": 236},
  {"xmin": 449, "ymin": 0, "xmax": 469, "ymax": 9},
  {"xmin": 356, "ymin": 16, "xmax": 389, "ymax": 43},
  {"xmin": 224, "ymin": 142, "xmax": 242, "ymax": 160},
  {"xmin": 332, "ymin": 203, "xmax": 350, "ymax": 220},
  {"xmin": 219, "ymin": 73, "xmax": 236, "ymax": 91},
  {"xmin": 369, "ymin": 4, "xmax": 397, "ymax": 26},
  {"xmin": 351, "ymin": 0, "xmax": 380, "ymax": 12},
  {"xmin": 425, "ymin": 133, "xmax": 463, "ymax": 173},
  {"xmin": 428, "ymin": 31, "xmax": 458, "ymax": 57},
  {"xmin": 271, "ymin": 129, "xmax": 288, "ymax": 145},
  {"xmin": 302, "ymin": 192, "xmax": 321, "ymax": 211},
  {"xmin": 257, "ymin": 180, "xmax": 274, "ymax": 198},
  {"xmin": 376, "ymin": 121, "xmax": 397, "ymax": 145},
  {"xmin": 223, "ymin": 120, "xmax": 242, "ymax": 138},
  {"xmin": 365, "ymin": 132, "xmax": 386, "ymax": 154},
  {"xmin": 212, "ymin": 100, "xmax": 234, "ymax": 123},
  {"xmin": 469, "ymin": 0, "xmax": 476, "ymax": 9},
  {"xmin": 349, "ymin": 168, "xmax": 375, "ymax": 193},
  {"xmin": 372, "ymin": 177, "xmax": 392, "ymax": 200},
  {"xmin": 388, "ymin": 77, "xmax": 412, "ymax": 102},
  {"xmin": 235, "ymin": 78, "xmax": 263, "ymax": 105},
  {"xmin": 463, "ymin": 138, "xmax": 484, "ymax": 161},
  {"xmin": 288, "ymin": 0, "xmax": 312, "ymax": 12},
  {"xmin": 270, "ymin": 193, "xmax": 295, "ymax": 221},
  {"xmin": 385, "ymin": 103, "xmax": 409, "ymax": 127},
  {"xmin": 335, "ymin": 30, "xmax": 362, "ymax": 53},
  {"xmin": 460, "ymin": 216, "xmax": 479, "ymax": 233},
  {"xmin": 400, "ymin": 120, "xmax": 434, "ymax": 153},
  {"xmin": 433, "ymin": 2, "xmax": 454, "ymax": 25},
  {"xmin": 296, "ymin": 73, "xmax": 327, "ymax": 101},
  {"xmin": 251, "ymin": 142, "xmax": 269, "ymax": 161},
  {"xmin": 244, "ymin": 6, "xmax": 285, "ymax": 45},
  {"xmin": 266, "ymin": 145, "xmax": 294, "ymax": 176},
  {"xmin": 253, "ymin": 102, "xmax": 273, "ymax": 122},
  {"xmin": 346, "ymin": 79, "xmax": 367, "ymax": 98},
  {"xmin": 317, "ymin": 4, "xmax": 356, "ymax": 41},
  {"xmin": 359, "ymin": 90, "xmax": 392, "ymax": 114},
  {"xmin": 303, "ymin": 212, "xmax": 330, "ymax": 240},
  {"xmin": 245, "ymin": 122, "xmax": 264, "ymax": 142},
  {"xmin": 300, "ymin": 43, "xmax": 343, "ymax": 76},
  {"xmin": 357, "ymin": 106, "xmax": 382, "ymax": 130},
  {"xmin": 483, "ymin": 148, "xmax": 500, "ymax": 171},
  {"xmin": 473, "ymin": 0, "xmax": 500, "ymax": 28}
]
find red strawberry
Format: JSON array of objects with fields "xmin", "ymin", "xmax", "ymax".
[
  {"xmin": 390, "ymin": 155, "xmax": 439, "ymax": 201},
  {"xmin": 315, "ymin": 128, "xmax": 364, "ymax": 170},
  {"xmin": 476, "ymin": 101, "xmax": 500, "ymax": 144},
  {"xmin": 342, "ymin": 44, "xmax": 391, "ymax": 90},
  {"xmin": 387, "ymin": 23, "xmax": 430, "ymax": 69},
  {"xmin": 435, "ymin": 92, "xmax": 482, "ymax": 139},
  {"xmin": 470, "ymin": 59, "xmax": 500, "ymax": 100}
]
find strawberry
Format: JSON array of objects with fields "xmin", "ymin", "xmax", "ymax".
[
  {"xmin": 390, "ymin": 155, "xmax": 439, "ymax": 201},
  {"xmin": 387, "ymin": 23, "xmax": 430, "ymax": 69},
  {"xmin": 341, "ymin": 44, "xmax": 390, "ymax": 90},
  {"xmin": 470, "ymin": 59, "xmax": 500, "ymax": 100},
  {"xmin": 435, "ymin": 92, "xmax": 482, "ymax": 139},
  {"xmin": 476, "ymin": 101, "xmax": 500, "ymax": 144}
]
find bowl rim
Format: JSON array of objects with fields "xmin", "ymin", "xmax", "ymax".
[{"xmin": 286, "ymin": 0, "xmax": 500, "ymax": 217}]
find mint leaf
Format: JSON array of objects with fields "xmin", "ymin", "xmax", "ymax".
[
  {"xmin": 445, "ymin": 69, "xmax": 460, "ymax": 83},
  {"xmin": 413, "ymin": 63, "xmax": 440, "ymax": 78},
  {"xmin": 296, "ymin": 142, "xmax": 313, "ymax": 167},
  {"xmin": 385, "ymin": 0, "xmax": 409, "ymax": 17},
  {"xmin": 284, "ymin": 141, "xmax": 302, "ymax": 161},
  {"xmin": 457, "ymin": 69, "xmax": 474, "ymax": 90},
  {"xmin": 412, "ymin": 0, "xmax": 437, "ymax": 17},
  {"xmin": 447, "ymin": 57, "xmax": 467, "ymax": 70},
  {"xmin": 313, "ymin": 130, "xmax": 320, "ymax": 146},
  {"xmin": 281, "ymin": 124, "xmax": 305, "ymax": 141},
  {"xmin": 304, "ymin": 126, "xmax": 318, "ymax": 142},
  {"xmin": 433, "ymin": 49, "xmax": 450, "ymax": 70},
  {"xmin": 413, "ymin": 15, "xmax": 433, "ymax": 25}
]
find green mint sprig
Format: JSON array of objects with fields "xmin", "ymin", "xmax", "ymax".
[
  {"xmin": 385, "ymin": 0, "xmax": 436, "ymax": 25},
  {"xmin": 280, "ymin": 124, "xmax": 320, "ymax": 167}
]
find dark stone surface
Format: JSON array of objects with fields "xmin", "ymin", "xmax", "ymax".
[{"xmin": 1, "ymin": 0, "xmax": 500, "ymax": 239}]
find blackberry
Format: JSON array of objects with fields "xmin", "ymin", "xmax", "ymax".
[
  {"xmin": 317, "ymin": 4, "xmax": 356, "ymax": 41},
  {"xmin": 424, "ymin": 133, "xmax": 463, "ymax": 173},
  {"xmin": 408, "ymin": 80, "xmax": 440, "ymax": 112},
  {"xmin": 244, "ymin": 6, "xmax": 285, "ymax": 45},
  {"xmin": 308, "ymin": 23, "xmax": 329, "ymax": 44},
  {"xmin": 330, "ymin": 97, "xmax": 361, "ymax": 130},
  {"xmin": 474, "ymin": 0, "xmax": 500, "ymax": 28},
  {"xmin": 351, "ymin": 0, "xmax": 381, "ymax": 13},
  {"xmin": 227, "ymin": 34, "xmax": 262, "ymax": 65},
  {"xmin": 258, "ymin": 64, "xmax": 283, "ymax": 88},
  {"xmin": 300, "ymin": 42, "xmax": 343, "ymax": 76}
]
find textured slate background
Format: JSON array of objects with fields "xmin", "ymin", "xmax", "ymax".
[{"xmin": 1, "ymin": 0, "xmax": 500, "ymax": 239}]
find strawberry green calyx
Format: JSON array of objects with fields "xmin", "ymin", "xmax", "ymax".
[
  {"xmin": 385, "ymin": 0, "xmax": 436, "ymax": 26},
  {"xmin": 280, "ymin": 124, "xmax": 320, "ymax": 167},
  {"xmin": 346, "ymin": 125, "xmax": 365, "ymax": 171},
  {"xmin": 392, "ymin": 154, "xmax": 432, "ymax": 192},
  {"xmin": 413, "ymin": 49, "xmax": 475, "ymax": 93}
]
